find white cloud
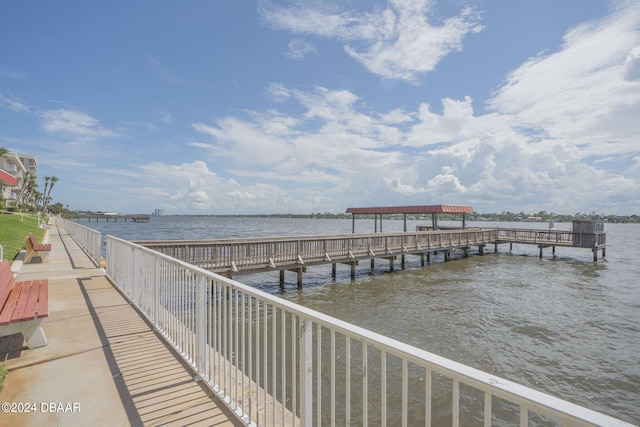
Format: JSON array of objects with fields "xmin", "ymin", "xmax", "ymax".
[
  {"xmin": 260, "ymin": 0, "xmax": 483, "ymax": 83},
  {"xmin": 185, "ymin": 63, "xmax": 640, "ymax": 213},
  {"xmin": 486, "ymin": 1, "xmax": 640, "ymax": 157},
  {"xmin": 149, "ymin": 55, "xmax": 183, "ymax": 85},
  {"xmin": 137, "ymin": 160, "xmax": 297, "ymax": 213},
  {"xmin": 40, "ymin": 109, "xmax": 119, "ymax": 139},
  {"xmin": 0, "ymin": 91, "xmax": 30, "ymax": 112},
  {"xmin": 285, "ymin": 38, "xmax": 318, "ymax": 60},
  {"xmin": 0, "ymin": 67, "xmax": 25, "ymax": 80},
  {"xmin": 624, "ymin": 45, "xmax": 640, "ymax": 82}
]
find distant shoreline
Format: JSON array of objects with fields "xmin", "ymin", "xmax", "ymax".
[{"xmin": 64, "ymin": 211, "xmax": 640, "ymax": 224}]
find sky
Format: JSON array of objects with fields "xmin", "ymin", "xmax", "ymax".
[{"xmin": 1, "ymin": 0, "xmax": 639, "ymax": 215}]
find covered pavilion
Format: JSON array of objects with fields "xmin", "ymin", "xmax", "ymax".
[{"xmin": 345, "ymin": 205, "xmax": 476, "ymax": 233}]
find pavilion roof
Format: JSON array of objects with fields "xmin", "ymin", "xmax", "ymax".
[{"xmin": 345, "ymin": 205, "xmax": 475, "ymax": 215}]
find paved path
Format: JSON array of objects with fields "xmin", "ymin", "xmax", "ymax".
[{"xmin": 0, "ymin": 224, "xmax": 243, "ymax": 427}]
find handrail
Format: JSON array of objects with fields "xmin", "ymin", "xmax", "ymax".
[
  {"xmin": 105, "ymin": 235, "xmax": 629, "ymax": 426},
  {"xmin": 136, "ymin": 230, "xmax": 500, "ymax": 273},
  {"xmin": 56, "ymin": 217, "xmax": 102, "ymax": 266}
]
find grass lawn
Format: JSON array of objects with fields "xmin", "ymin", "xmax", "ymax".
[
  {"xmin": 0, "ymin": 365, "xmax": 6, "ymax": 393},
  {"xmin": 0, "ymin": 213, "xmax": 46, "ymax": 261}
]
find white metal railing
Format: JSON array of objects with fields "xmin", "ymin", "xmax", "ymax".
[
  {"xmin": 57, "ymin": 217, "xmax": 102, "ymax": 266},
  {"xmin": 104, "ymin": 235, "xmax": 631, "ymax": 427}
]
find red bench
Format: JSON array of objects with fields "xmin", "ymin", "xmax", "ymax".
[
  {"xmin": 24, "ymin": 233, "xmax": 51, "ymax": 263},
  {"xmin": 0, "ymin": 259, "xmax": 48, "ymax": 348}
]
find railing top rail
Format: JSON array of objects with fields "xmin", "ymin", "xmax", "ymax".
[
  {"xmin": 106, "ymin": 234, "xmax": 626, "ymax": 426},
  {"xmin": 495, "ymin": 228, "xmax": 603, "ymax": 234},
  {"xmin": 133, "ymin": 229, "xmax": 498, "ymax": 246},
  {"xmin": 59, "ymin": 217, "xmax": 102, "ymax": 235}
]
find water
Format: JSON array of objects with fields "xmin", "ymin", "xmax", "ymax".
[{"xmin": 83, "ymin": 216, "xmax": 640, "ymax": 424}]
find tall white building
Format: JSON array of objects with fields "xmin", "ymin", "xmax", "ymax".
[{"xmin": 0, "ymin": 151, "xmax": 37, "ymax": 207}]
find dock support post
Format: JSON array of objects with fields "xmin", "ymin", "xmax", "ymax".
[
  {"xmin": 332, "ymin": 263, "xmax": 336, "ymax": 279},
  {"xmin": 350, "ymin": 262, "xmax": 356, "ymax": 280},
  {"xmin": 463, "ymin": 247, "xmax": 469, "ymax": 258},
  {"xmin": 444, "ymin": 250, "xmax": 450, "ymax": 262},
  {"xmin": 510, "ymin": 243, "xmax": 513, "ymax": 251},
  {"xmin": 427, "ymin": 252, "xmax": 431, "ymax": 263},
  {"xmin": 297, "ymin": 269, "xmax": 303, "ymax": 289},
  {"xmin": 593, "ymin": 248, "xmax": 598, "ymax": 262},
  {"xmin": 420, "ymin": 252, "xmax": 425, "ymax": 267},
  {"xmin": 479, "ymin": 245, "xmax": 484, "ymax": 255},
  {"xmin": 280, "ymin": 270, "xmax": 285, "ymax": 286},
  {"xmin": 552, "ymin": 246, "xmax": 556, "ymax": 256},
  {"xmin": 602, "ymin": 247, "xmax": 606, "ymax": 258},
  {"xmin": 370, "ymin": 258, "xmax": 375, "ymax": 269},
  {"xmin": 401, "ymin": 254, "xmax": 405, "ymax": 268},
  {"xmin": 389, "ymin": 257, "xmax": 394, "ymax": 272},
  {"xmin": 494, "ymin": 243, "xmax": 498, "ymax": 252},
  {"xmin": 539, "ymin": 247, "xmax": 543, "ymax": 258}
]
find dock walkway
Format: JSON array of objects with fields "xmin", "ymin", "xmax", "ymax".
[
  {"xmin": 0, "ymin": 224, "xmax": 242, "ymax": 426},
  {"xmin": 135, "ymin": 227, "xmax": 606, "ymax": 287}
]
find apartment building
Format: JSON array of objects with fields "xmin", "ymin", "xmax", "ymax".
[{"xmin": 0, "ymin": 152, "xmax": 37, "ymax": 207}]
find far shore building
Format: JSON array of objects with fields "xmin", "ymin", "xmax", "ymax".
[{"xmin": 0, "ymin": 151, "xmax": 38, "ymax": 207}]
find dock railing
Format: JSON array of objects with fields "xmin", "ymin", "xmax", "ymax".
[
  {"xmin": 135, "ymin": 229, "xmax": 499, "ymax": 274},
  {"xmin": 495, "ymin": 228, "xmax": 606, "ymax": 248},
  {"xmin": 105, "ymin": 235, "xmax": 629, "ymax": 427},
  {"xmin": 57, "ymin": 217, "xmax": 102, "ymax": 266}
]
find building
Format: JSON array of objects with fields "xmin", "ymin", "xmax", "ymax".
[
  {"xmin": 0, "ymin": 151, "xmax": 38, "ymax": 207},
  {"xmin": 153, "ymin": 208, "xmax": 165, "ymax": 216}
]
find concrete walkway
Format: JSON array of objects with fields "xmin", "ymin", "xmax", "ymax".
[{"xmin": 0, "ymin": 224, "xmax": 244, "ymax": 427}]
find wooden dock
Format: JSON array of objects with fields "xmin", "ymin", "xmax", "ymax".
[
  {"xmin": 134, "ymin": 227, "xmax": 606, "ymax": 287},
  {"xmin": 68, "ymin": 213, "xmax": 151, "ymax": 223}
]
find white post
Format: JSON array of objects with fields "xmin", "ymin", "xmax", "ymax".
[
  {"xmin": 196, "ymin": 275, "xmax": 207, "ymax": 380},
  {"xmin": 299, "ymin": 318, "xmax": 313, "ymax": 426}
]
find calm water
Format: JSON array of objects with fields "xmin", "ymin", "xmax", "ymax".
[{"xmin": 84, "ymin": 216, "xmax": 640, "ymax": 424}]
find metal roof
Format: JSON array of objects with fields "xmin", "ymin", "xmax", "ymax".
[{"xmin": 345, "ymin": 205, "xmax": 475, "ymax": 214}]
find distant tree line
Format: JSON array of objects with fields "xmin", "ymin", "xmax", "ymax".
[{"xmin": 210, "ymin": 211, "xmax": 639, "ymax": 223}]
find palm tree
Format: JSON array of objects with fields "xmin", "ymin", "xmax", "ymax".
[
  {"xmin": 16, "ymin": 172, "xmax": 36, "ymax": 207},
  {"xmin": 43, "ymin": 176, "xmax": 58, "ymax": 213},
  {"xmin": 41, "ymin": 177, "xmax": 50, "ymax": 212}
]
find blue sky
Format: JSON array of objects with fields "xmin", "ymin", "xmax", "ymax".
[{"xmin": 1, "ymin": 0, "xmax": 639, "ymax": 215}]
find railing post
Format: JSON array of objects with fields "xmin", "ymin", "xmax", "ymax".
[
  {"xmin": 153, "ymin": 257, "xmax": 160, "ymax": 327},
  {"xmin": 196, "ymin": 275, "xmax": 207, "ymax": 380},
  {"xmin": 299, "ymin": 318, "xmax": 313, "ymax": 426}
]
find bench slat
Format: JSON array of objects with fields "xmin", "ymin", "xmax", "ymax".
[
  {"xmin": 10, "ymin": 282, "xmax": 32, "ymax": 323},
  {"xmin": 37, "ymin": 280, "xmax": 49, "ymax": 319},
  {"xmin": 0, "ymin": 285, "xmax": 22, "ymax": 326},
  {"xmin": 24, "ymin": 280, "xmax": 49, "ymax": 320},
  {"xmin": 22, "ymin": 280, "xmax": 46, "ymax": 321},
  {"xmin": 0, "ymin": 261, "xmax": 13, "ymax": 308}
]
